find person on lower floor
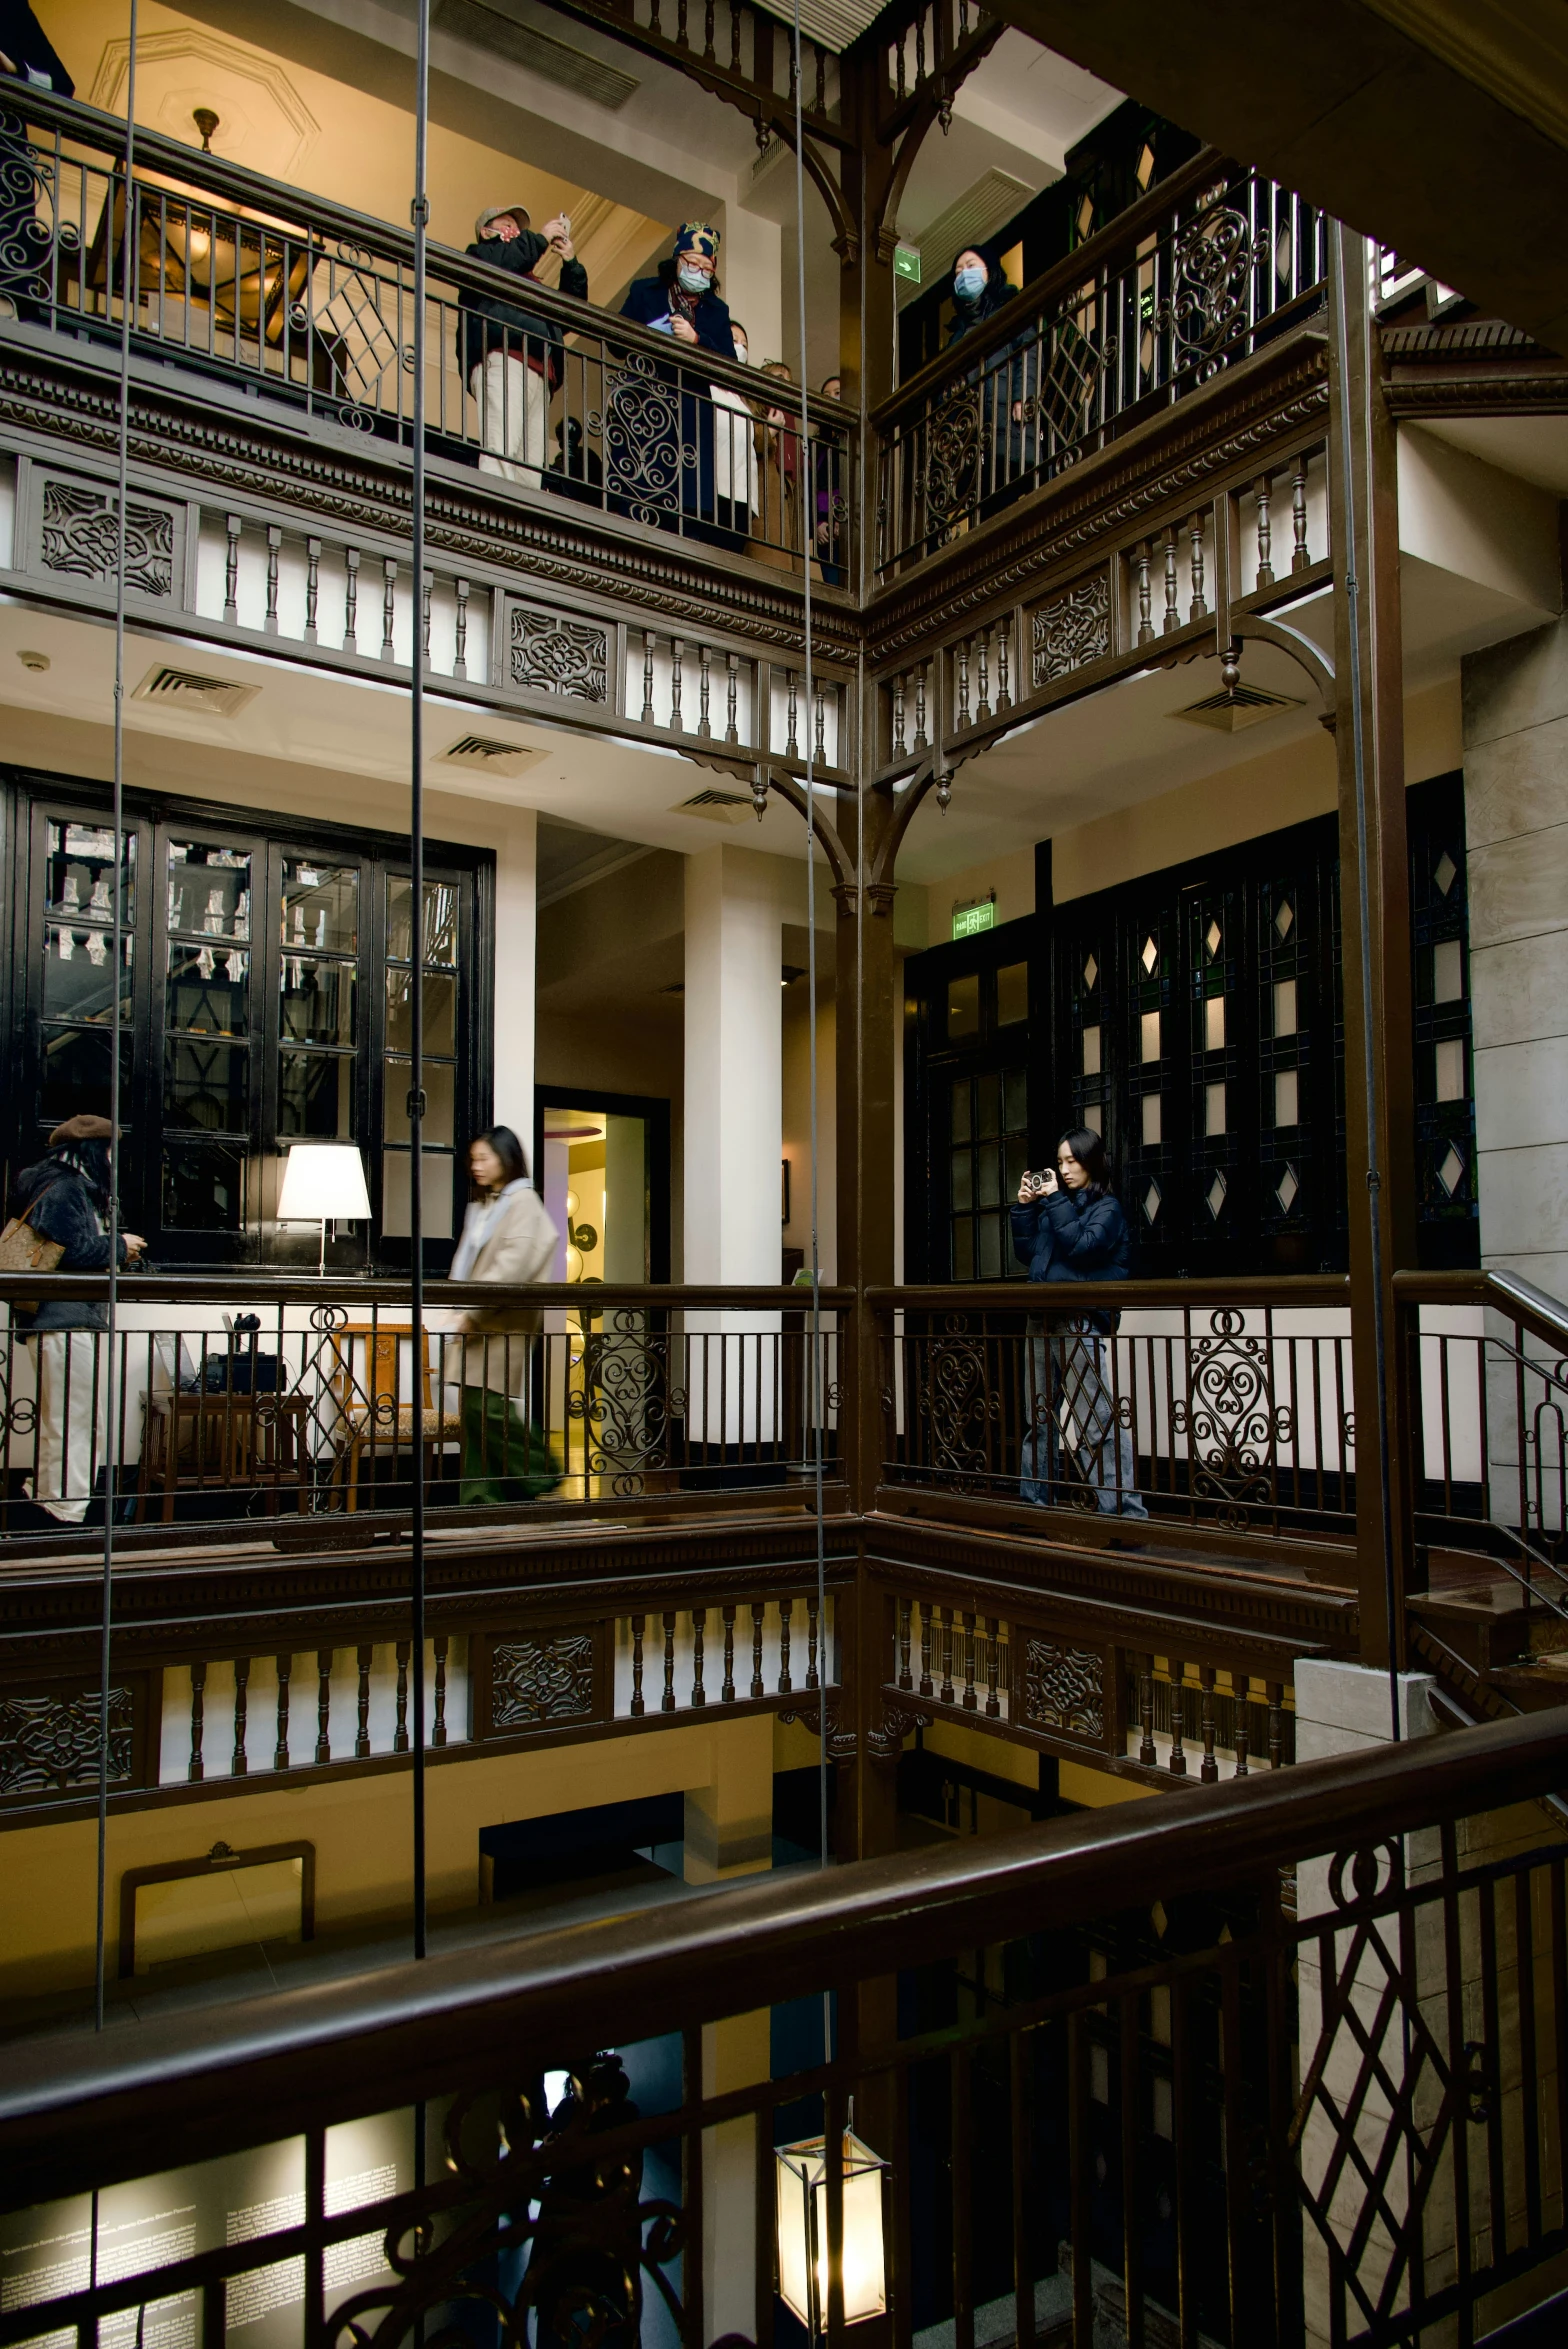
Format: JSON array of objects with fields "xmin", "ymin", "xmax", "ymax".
[
  {"xmin": 448, "ymin": 1125, "xmax": 561, "ymax": 1506},
  {"xmin": 1010, "ymin": 1125, "xmax": 1148, "ymax": 1519},
  {"xmin": 10, "ymin": 1114, "xmax": 144, "ymax": 1523},
  {"xmin": 459, "ymin": 205, "xmax": 586, "ymax": 485}
]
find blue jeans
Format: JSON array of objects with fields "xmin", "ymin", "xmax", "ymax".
[{"xmin": 1021, "ymin": 1322, "xmax": 1147, "ymax": 1516}]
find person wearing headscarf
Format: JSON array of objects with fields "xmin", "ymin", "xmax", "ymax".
[
  {"xmin": 459, "ymin": 203, "xmax": 587, "ymax": 486},
  {"xmin": 10, "ymin": 1114, "xmax": 144, "ymax": 1523},
  {"xmin": 749, "ymin": 359, "xmax": 815, "ymax": 575},
  {"xmin": 613, "ymin": 224, "xmax": 736, "ymax": 542}
]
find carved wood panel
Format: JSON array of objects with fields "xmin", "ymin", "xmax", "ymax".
[{"xmin": 474, "ymin": 1627, "xmax": 604, "ymax": 1737}]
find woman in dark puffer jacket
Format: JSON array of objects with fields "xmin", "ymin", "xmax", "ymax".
[
  {"xmin": 11, "ymin": 1114, "xmax": 144, "ymax": 1521},
  {"xmin": 1009, "ymin": 1125, "xmax": 1147, "ymax": 1518}
]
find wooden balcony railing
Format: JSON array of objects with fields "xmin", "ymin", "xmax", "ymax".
[
  {"xmin": 1, "ymin": 85, "xmax": 854, "ymax": 579},
  {"xmin": 3, "ymin": 1708, "xmax": 1567, "ymax": 2347},
  {"xmin": 872, "ymin": 150, "xmax": 1330, "ymax": 578}
]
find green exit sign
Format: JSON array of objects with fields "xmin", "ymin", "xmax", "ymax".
[
  {"xmin": 952, "ymin": 897, "xmax": 996, "ymax": 940},
  {"xmin": 893, "ymin": 242, "xmax": 922, "ymax": 284}
]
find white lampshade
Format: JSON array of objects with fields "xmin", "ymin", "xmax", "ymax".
[
  {"xmin": 277, "ymin": 1144, "xmax": 371, "ymax": 1223},
  {"xmin": 775, "ymin": 2129, "xmax": 888, "ymax": 2336}
]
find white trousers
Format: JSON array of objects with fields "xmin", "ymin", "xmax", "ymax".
[
  {"xmin": 28, "ymin": 1330, "xmax": 103, "ymax": 1523},
  {"xmin": 471, "ymin": 352, "xmax": 549, "ymax": 484}
]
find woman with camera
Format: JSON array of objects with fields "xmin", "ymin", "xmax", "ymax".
[{"xmin": 1010, "ymin": 1127, "xmax": 1147, "ymax": 1519}]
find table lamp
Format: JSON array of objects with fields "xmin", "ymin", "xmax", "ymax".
[{"xmin": 277, "ymin": 1144, "xmax": 372, "ymax": 1274}]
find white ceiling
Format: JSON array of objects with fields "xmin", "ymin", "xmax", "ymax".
[{"xmin": 1416, "ymin": 413, "xmax": 1568, "ymax": 499}]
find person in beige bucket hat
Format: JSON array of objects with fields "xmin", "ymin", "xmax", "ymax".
[{"xmin": 460, "ymin": 201, "xmax": 587, "ymax": 486}]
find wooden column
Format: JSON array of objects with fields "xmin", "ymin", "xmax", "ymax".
[
  {"xmin": 835, "ymin": 784, "xmax": 899, "ymax": 1517},
  {"xmin": 1326, "ymin": 223, "xmax": 1420, "ymax": 1670}
]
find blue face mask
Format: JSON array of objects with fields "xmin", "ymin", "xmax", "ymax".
[
  {"xmin": 954, "ymin": 264, "xmax": 987, "ymax": 303},
  {"xmin": 677, "ymin": 264, "xmax": 710, "ymax": 295}
]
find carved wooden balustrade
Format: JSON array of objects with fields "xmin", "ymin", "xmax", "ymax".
[
  {"xmin": 4, "ymin": 1711, "xmax": 1568, "ymax": 2349},
  {"xmin": 872, "ymin": 423, "xmax": 1332, "ymax": 787},
  {"xmin": 872, "ymin": 149, "xmax": 1329, "ymax": 580}
]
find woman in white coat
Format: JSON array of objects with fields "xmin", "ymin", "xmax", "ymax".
[{"xmin": 449, "ymin": 1125, "xmax": 561, "ymax": 1505}]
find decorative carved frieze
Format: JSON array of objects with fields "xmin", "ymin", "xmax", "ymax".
[
  {"xmin": 0, "ymin": 1685, "xmax": 134, "ymax": 1794},
  {"xmin": 1031, "ymin": 574, "xmax": 1110, "ymax": 687},
  {"xmin": 1018, "ymin": 1638, "xmax": 1104, "ymax": 1739},
  {"xmin": 508, "ymin": 601, "xmax": 609, "ymax": 702},
  {"xmin": 37, "ymin": 477, "xmax": 176, "ymax": 598},
  {"xmin": 489, "ymin": 1631, "xmax": 596, "ymax": 1728}
]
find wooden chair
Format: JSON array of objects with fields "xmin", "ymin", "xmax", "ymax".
[{"xmin": 327, "ymin": 1324, "xmax": 459, "ymax": 1513}]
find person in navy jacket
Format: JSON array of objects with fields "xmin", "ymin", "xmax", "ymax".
[
  {"xmin": 1010, "ymin": 1126, "xmax": 1148, "ymax": 1518},
  {"xmin": 614, "ymin": 223, "xmax": 737, "ymax": 543}
]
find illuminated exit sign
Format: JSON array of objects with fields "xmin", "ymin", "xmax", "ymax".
[{"xmin": 952, "ymin": 896, "xmax": 996, "ymax": 940}]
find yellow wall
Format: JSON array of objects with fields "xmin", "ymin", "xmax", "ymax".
[
  {"xmin": 1052, "ymin": 679, "xmax": 1462, "ymax": 903},
  {"xmin": 1, "ymin": 1714, "xmax": 773, "ymax": 1999},
  {"xmin": 39, "ymin": 1, "xmax": 667, "ymax": 298},
  {"xmin": 1059, "ymin": 1758, "xmax": 1155, "ymax": 1807}
]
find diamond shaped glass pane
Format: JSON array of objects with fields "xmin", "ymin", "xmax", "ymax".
[
  {"xmin": 1434, "ymin": 851, "xmax": 1457, "ymax": 897},
  {"xmin": 1205, "ymin": 918, "xmax": 1222, "ymax": 958},
  {"xmin": 1141, "ymin": 935, "xmax": 1158, "ymax": 975},
  {"xmin": 1142, "ymin": 1179, "xmax": 1162, "ymax": 1224},
  {"xmin": 1206, "ymin": 1169, "xmax": 1227, "ymax": 1220},
  {"xmin": 1438, "ymin": 1143, "xmax": 1466, "ymax": 1197},
  {"xmin": 1274, "ymin": 900, "xmax": 1294, "ymax": 941},
  {"xmin": 1276, "ymin": 1163, "xmax": 1299, "ymax": 1213},
  {"xmin": 1083, "ymin": 953, "xmax": 1098, "ymax": 991},
  {"xmin": 1077, "ymin": 194, "xmax": 1096, "ymax": 239}
]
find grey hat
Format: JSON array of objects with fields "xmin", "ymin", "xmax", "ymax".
[{"xmin": 476, "ymin": 203, "xmax": 530, "ymax": 239}]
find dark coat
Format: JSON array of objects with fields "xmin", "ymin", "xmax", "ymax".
[
  {"xmin": 1010, "ymin": 1184, "xmax": 1133, "ymax": 1332},
  {"xmin": 458, "ymin": 228, "xmax": 587, "ymax": 387},
  {"xmin": 611, "ymin": 268, "xmax": 737, "ymax": 532},
  {"xmin": 0, "ymin": 1, "xmax": 74, "ymax": 94},
  {"xmin": 619, "ymin": 266, "xmax": 735, "ymax": 359},
  {"xmin": 11, "ymin": 1147, "xmax": 129, "ymax": 1331}
]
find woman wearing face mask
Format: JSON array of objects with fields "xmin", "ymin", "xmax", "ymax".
[
  {"xmin": 1010, "ymin": 1127, "xmax": 1148, "ymax": 1522},
  {"xmin": 945, "ymin": 245, "xmax": 1038, "ymax": 522},
  {"xmin": 616, "ymin": 224, "xmax": 737, "ymax": 544},
  {"xmin": 711, "ymin": 320, "xmax": 758, "ymax": 551}
]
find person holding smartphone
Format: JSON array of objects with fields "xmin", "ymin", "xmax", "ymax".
[{"xmin": 1010, "ymin": 1127, "xmax": 1147, "ymax": 1520}]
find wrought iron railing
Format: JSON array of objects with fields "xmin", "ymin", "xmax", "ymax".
[
  {"xmin": 874, "ymin": 150, "xmax": 1329, "ymax": 576},
  {"xmin": 0, "ymin": 1275, "xmax": 844, "ymax": 1552},
  {"xmin": 874, "ymin": 1276, "xmax": 1357, "ymax": 1540},
  {"xmin": 3, "ymin": 1710, "xmax": 1566, "ymax": 2349},
  {"xmin": 1, "ymin": 86, "xmax": 854, "ymax": 577}
]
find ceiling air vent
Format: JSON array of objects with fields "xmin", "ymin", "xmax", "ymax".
[
  {"xmin": 674, "ymin": 789, "xmax": 754, "ymax": 827},
  {"xmin": 1171, "ymin": 682, "xmax": 1303, "ymax": 733},
  {"xmin": 133, "ymin": 665, "xmax": 257, "ymax": 718},
  {"xmin": 438, "ymin": 0, "xmax": 640, "ymax": 108},
  {"xmin": 440, "ymin": 735, "xmax": 541, "ymax": 776}
]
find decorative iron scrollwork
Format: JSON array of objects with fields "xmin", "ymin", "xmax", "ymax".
[
  {"xmin": 602, "ymin": 350, "xmax": 692, "ymax": 528},
  {"xmin": 491, "ymin": 1632, "xmax": 597, "ymax": 1729},
  {"xmin": 510, "ymin": 603, "xmax": 609, "ymax": 703},
  {"xmin": 922, "ymin": 384, "xmax": 984, "ymax": 523},
  {"xmin": 1031, "ymin": 574, "xmax": 1110, "ymax": 687},
  {"xmin": 1169, "ymin": 202, "xmax": 1257, "ymax": 358},
  {"xmin": 1019, "ymin": 1638, "xmax": 1104, "ymax": 1738},
  {"xmin": 39, "ymin": 480, "xmax": 174, "ymax": 598},
  {"xmin": 1179, "ymin": 1308, "xmax": 1281, "ymax": 1524},
  {"xmin": 914, "ymin": 1315, "xmax": 1000, "ymax": 1492},
  {"xmin": 573, "ymin": 1310, "xmax": 675, "ymax": 1498},
  {"xmin": 0, "ymin": 1687, "xmax": 134, "ymax": 1795},
  {"xmin": 332, "ymin": 2058, "xmax": 702, "ymax": 2349}
]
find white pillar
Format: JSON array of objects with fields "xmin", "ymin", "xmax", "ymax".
[
  {"xmin": 490, "ymin": 808, "xmax": 537, "ymax": 1144},
  {"xmin": 684, "ymin": 846, "xmax": 782, "ymax": 1448},
  {"xmin": 684, "ymin": 844, "xmax": 782, "ymax": 1284}
]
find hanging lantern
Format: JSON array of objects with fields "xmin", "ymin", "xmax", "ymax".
[{"xmin": 774, "ymin": 2127, "xmax": 889, "ymax": 2337}]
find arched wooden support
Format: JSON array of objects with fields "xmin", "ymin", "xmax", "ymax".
[
  {"xmin": 759, "ymin": 766, "xmax": 852, "ymax": 893},
  {"xmin": 1231, "ymin": 612, "xmax": 1337, "ymax": 718}
]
